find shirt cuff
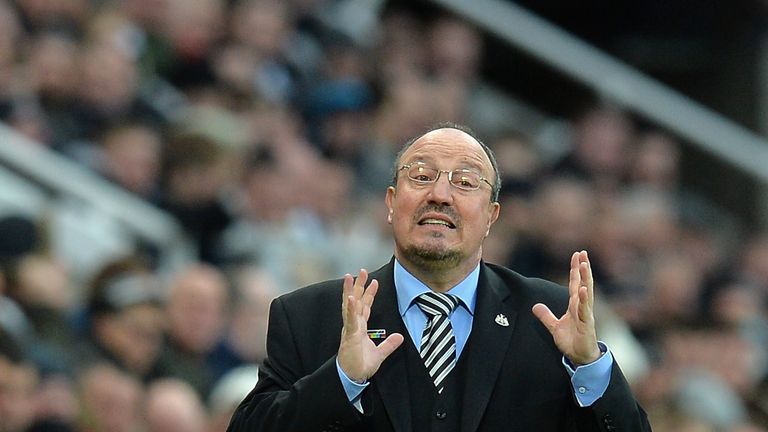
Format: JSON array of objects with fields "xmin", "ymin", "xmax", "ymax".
[
  {"xmin": 561, "ymin": 341, "xmax": 612, "ymax": 407},
  {"xmin": 336, "ymin": 358, "xmax": 369, "ymax": 412}
]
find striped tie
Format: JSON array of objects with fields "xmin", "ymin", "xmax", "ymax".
[{"xmin": 416, "ymin": 292, "xmax": 460, "ymax": 393}]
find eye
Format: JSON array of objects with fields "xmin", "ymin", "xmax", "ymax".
[
  {"xmin": 453, "ymin": 171, "xmax": 480, "ymax": 189},
  {"xmin": 408, "ymin": 165, "xmax": 437, "ymax": 182}
]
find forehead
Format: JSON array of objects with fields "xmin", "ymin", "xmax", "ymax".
[{"xmin": 402, "ymin": 128, "xmax": 490, "ymax": 169}]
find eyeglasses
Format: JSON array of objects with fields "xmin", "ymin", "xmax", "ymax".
[{"xmin": 398, "ymin": 162, "xmax": 493, "ymax": 191}]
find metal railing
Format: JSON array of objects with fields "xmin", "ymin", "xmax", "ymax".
[{"xmin": 0, "ymin": 123, "xmax": 188, "ymax": 260}]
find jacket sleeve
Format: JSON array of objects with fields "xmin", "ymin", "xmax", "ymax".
[
  {"xmin": 574, "ymin": 361, "xmax": 653, "ymax": 432},
  {"xmin": 227, "ymin": 297, "xmax": 361, "ymax": 432}
]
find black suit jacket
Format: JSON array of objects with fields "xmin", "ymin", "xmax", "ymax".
[{"xmin": 228, "ymin": 259, "xmax": 651, "ymax": 431}]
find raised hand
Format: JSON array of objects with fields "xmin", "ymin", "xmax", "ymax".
[
  {"xmin": 338, "ymin": 269, "xmax": 404, "ymax": 382},
  {"xmin": 532, "ymin": 251, "xmax": 601, "ymax": 366}
]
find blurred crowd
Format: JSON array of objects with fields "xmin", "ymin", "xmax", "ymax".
[{"xmin": 1, "ymin": 0, "xmax": 768, "ymax": 431}]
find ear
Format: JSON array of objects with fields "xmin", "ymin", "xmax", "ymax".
[
  {"xmin": 485, "ymin": 201, "xmax": 501, "ymax": 237},
  {"xmin": 385, "ymin": 187, "xmax": 396, "ymax": 224}
]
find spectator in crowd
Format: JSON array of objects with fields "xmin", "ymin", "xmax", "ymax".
[
  {"xmin": 554, "ymin": 106, "xmax": 634, "ymax": 196},
  {"xmin": 208, "ymin": 265, "xmax": 279, "ymax": 379},
  {"xmin": 3, "ymin": 253, "xmax": 76, "ymax": 365},
  {"xmin": 97, "ymin": 122, "xmax": 164, "ymax": 202},
  {"xmin": 77, "ymin": 363, "xmax": 144, "ymax": 432},
  {"xmin": 207, "ymin": 365, "xmax": 259, "ymax": 432},
  {"xmin": 644, "ymin": 253, "xmax": 704, "ymax": 327},
  {"xmin": 23, "ymin": 32, "xmax": 80, "ymax": 148},
  {"xmin": 739, "ymin": 233, "xmax": 768, "ymax": 291},
  {"xmin": 157, "ymin": 0, "xmax": 224, "ymax": 94},
  {"xmin": 144, "ymin": 378, "xmax": 208, "ymax": 432},
  {"xmin": 160, "ymin": 133, "xmax": 233, "ymax": 264},
  {"xmin": 13, "ymin": 0, "xmax": 91, "ymax": 36},
  {"xmin": 426, "ymin": 15, "xmax": 483, "ymax": 83},
  {"xmin": 0, "ymin": 215, "xmax": 39, "ymax": 345},
  {"xmin": 304, "ymin": 75, "xmax": 375, "ymax": 171},
  {"xmin": 0, "ymin": 1, "xmax": 21, "ymax": 70},
  {"xmin": 481, "ymin": 130, "xmax": 542, "ymax": 264},
  {"xmin": 30, "ymin": 372, "xmax": 80, "ymax": 431},
  {"xmin": 228, "ymin": 0, "xmax": 302, "ymax": 104},
  {"xmin": 157, "ymin": 264, "xmax": 229, "ymax": 398},
  {"xmin": 0, "ymin": 330, "xmax": 39, "ymax": 432},
  {"xmin": 508, "ymin": 177, "xmax": 597, "ymax": 284},
  {"xmin": 0, "ymin": 1, "xmax": 20, "ymax": 122},
  {"xmin": 77, "ymin": 257, "xmax": 166, "ymax": 381},
  {"xmin": 72, "ymin": 40, "xmax": 165, "ymax": 145},
  {"xmin": 628, "ymin": 130, "xmax": 681, "ymax": 192}
]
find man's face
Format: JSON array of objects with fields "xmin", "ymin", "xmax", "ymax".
[{"xmin": 385, "ymin": 128, "xmax": 500, "ymax": 273}]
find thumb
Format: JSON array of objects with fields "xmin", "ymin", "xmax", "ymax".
[
  {"xmin": 376, "ymin": 333, "xmax": 404, "ymax": 360},
  {"xmin": 532, "ymin": 303, "xmax": 558, "ymax": 333}
]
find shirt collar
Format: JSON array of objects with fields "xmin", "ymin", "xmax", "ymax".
[{"xmin": 394, "ymin": 259, "xmax": 479, "ymax": 317}]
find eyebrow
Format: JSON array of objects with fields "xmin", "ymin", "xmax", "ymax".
[{"xmin": 406, "ymin": 157, "xmax": 485, "ymax": 173}]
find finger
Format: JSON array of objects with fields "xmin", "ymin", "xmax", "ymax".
[
  {"xmin": 579, "ymin": 251, "xmax": 594, "ymax": 304},
  {"xmin": 361, "ymin": 279, "xmax": 379, "ymax": 321},
  {"xmin": 577, "ymin": 285, "xmax": 592, "ymax": 323},
  {"xmin": 376, "ymin": 333, "xmax": 404, "ymax": 360},
  {"xmin": 344, "ymin": 295, "xmax": 359, "ymax": 334},
  {"xmin": 362, "ymin": 279, "xmax": 379, "ymax": 309},
  {"xmin": 353, "ymin": 269, "xmax": 368, "ymax": 299},
  {"xmin": 567, "ymin": 278, "xmax": 581, "ymax": 321},
  {"xmin": 341, "ymin": 274, "xmax": 353, "ymax": 323},
  {"xmin": 342, "ymin": 273, "xmax": 353, "ymax": 302},
  {"xmin": 532, "ymin": 303, "xmax": 559, "ymax": 333},
  {"xmin": 579, "ymin": 261, "xmax": 593, "ymax": 306},
  {"xmin": 568, "ymin": 266, "xmax": 581, "ymax": 304},
  {"xmin": 356, "ymin": 291, "xmax": 366, "ymax": 330},
  {"xmin": 568, "ymin": 252, "xmax": 581, "ymax": 298}
]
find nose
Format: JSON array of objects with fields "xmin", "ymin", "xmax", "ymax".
[{"xmin": 426, "ymin": 171, "xmax": 454, "ymax": 205}]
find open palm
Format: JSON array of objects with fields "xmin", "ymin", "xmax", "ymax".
[
  {"xmin": 532, "ymin": 251, "xmax": 601, "ymax": 366},
  {"xmin": 337, "ymin": 269, "xmax": 404, "ymax": 382}
]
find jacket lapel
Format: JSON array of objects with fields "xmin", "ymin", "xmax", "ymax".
[
  {"xmin": 368, "ymin": 260, "xmax": 413, "ymax": 432},
  {"xmin": 461, "ymin": 263, "xmax": 517, "ymax": 432}
]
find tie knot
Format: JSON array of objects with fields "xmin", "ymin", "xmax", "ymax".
[{"xmin": 416, "ymin": 292, "xmax": 460, "ymax": 317}]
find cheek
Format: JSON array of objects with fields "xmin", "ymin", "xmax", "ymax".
[
  {"xmin": 392, "ymin": 196, "xmax": 418, "ymax": 221},
  {"xmin": 464, "ymin": 205, "xmax": 496, "ymax": 233},
  {"xmin": 392, "ymin": 213, "xmax": 411, "ymax": 231}
]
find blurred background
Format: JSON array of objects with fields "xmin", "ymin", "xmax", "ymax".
[{"xmin": 2, "ymin": 0, "xmax": 768, "ymax": 430}]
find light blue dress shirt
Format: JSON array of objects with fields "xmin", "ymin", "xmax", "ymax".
[{"xmin": 337, "ymin": 260, "xmax": 613, "ymax": 408}]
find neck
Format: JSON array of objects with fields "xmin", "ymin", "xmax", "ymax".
[{"xmin": 395, "ymin": 252, "xmax": 481, "ymax": 292}]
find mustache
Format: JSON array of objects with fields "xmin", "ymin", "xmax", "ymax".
[{"xmin": 413, "ymin": 204, "xmax": 460, "ymax": 227}]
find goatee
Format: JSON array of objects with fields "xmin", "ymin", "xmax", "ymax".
[{"xmin": 403, "ymin": 243, "xmax": 463, "ymax": 272}]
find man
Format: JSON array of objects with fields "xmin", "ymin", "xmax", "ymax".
[
  {"xmin": 157, "ymin": 263, "xmax": 229, "ymax": 397},
  {"xmin": 228, "ymin": 123, "xmax": 651, "ymax": 431},
  {"xmin": 81, "ymin": 258, "xmax": 166, "ymax": 381}
]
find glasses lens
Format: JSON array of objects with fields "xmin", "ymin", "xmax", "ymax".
[
  {"xmin": 450, "ymin": 170, "xmax": 481, "ymax": 190},
  {"xmin": 407, "ymin": 165, "xmax": 438, "ymax": 183}
]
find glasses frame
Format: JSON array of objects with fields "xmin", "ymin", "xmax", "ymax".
[{"xmin": 398, "ymin": 162, "xmax": 494, "ymax": 191}]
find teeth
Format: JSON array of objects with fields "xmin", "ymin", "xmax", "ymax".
[{"xmin": 422, "ymin": 219, "xmax": 450, "ymax": 227}]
